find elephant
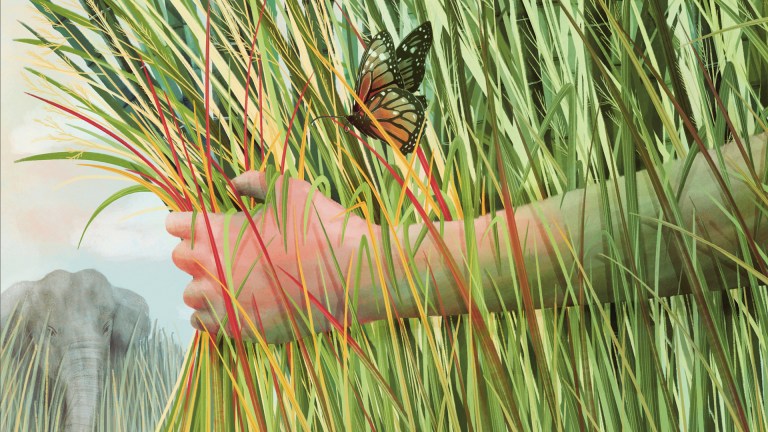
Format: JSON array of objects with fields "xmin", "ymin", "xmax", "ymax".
[{"xmin": 0, "ymin": 269, "xmax": 150, "ymax": 431}]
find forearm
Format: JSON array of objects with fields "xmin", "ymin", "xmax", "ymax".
[{"xmin": 384, "ymin": 134, "xmax": 766, "ymax": 319}]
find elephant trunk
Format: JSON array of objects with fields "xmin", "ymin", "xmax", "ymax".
[{"xmin": 61, "ymin": 342, "xmax": 105, "ymax": 432}]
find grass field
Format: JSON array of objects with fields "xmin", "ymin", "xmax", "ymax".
[
  {"xmin": 8, "ymin": 0, "xmax": 768, "ymax": 430},
  {"xmin": 1, "ymin": 325, "xmax": 183, "ymax": 431}
]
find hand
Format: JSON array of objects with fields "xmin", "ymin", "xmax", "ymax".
[{"xmin": 166, "ymin": 172, "xmax": 378, "ymax": 344}]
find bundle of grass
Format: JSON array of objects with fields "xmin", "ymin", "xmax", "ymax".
[{"xmin": 14, "ymin": 0, "xmax": 767, "ymax": 429}]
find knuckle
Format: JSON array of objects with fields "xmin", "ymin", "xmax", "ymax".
[
  {"xmin": 190, "ymin": 312, "xmax": 204, "ymax": 330},
  {"xmin": 165, "ymin": 212, "xmax": 191, "ymax": 236},
  {"xmin": 207, "ymin": 321, "xmax": 220, "ymax": 335},
  {"xmin": 224, "ymin": 324, "xmax": 236, "ymax": 338},
  {"xmin": 191, "ymin": 218, "xmax": 210, "ymax": 237},
  {"xmin": 172, "ymin": 241, "xmax": 202, "ymax": 276},
  {"xmin": 191, "ymin": 311, "xmax": 218, "ymax": 334},
  {"xmin": 182, "ymin": 283, "xmax": 202, "ymax": 309},
  {"xmin": 241, "ymin": 323, "xmax": 259, "ymax": 341},
  {"xmin": 171, "ymin": 242, "xmax": 188, "ymax": 264},
  {"xmin": 290, "ymin": 177, "xmax": 309, "ymax": 192}
]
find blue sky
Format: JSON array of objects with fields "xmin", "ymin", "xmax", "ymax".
[{"xmin": 1, "ymin": 0, "xmax": 195, "ymax": 343}]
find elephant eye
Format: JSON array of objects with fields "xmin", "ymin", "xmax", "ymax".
[
  {"xmin": 103, "ymin": 322, "xmax": 111, "ymax": 334},
  {"xmin": 46, "ymin": 325, "xmax": 57, "ymax": 336}
]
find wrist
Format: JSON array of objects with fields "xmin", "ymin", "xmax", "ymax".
[
  {"xmin": 357, "ymin": 213, "xmax": 495, "ymax": 323},
  {"xmin": 354, "ymin": 221, "xmax": 420, "ymax": 323},
  {"xmin": 343, "ymin": 221, "xmax": 385, "ymax": 324},
  {"xmin": 385, "ymin": 218, "xmax": 472, "ymax": 318}
]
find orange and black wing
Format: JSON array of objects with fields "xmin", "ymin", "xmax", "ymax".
[
  {"xmin": 348, "ymin": 87, "xmax": 426, "ymax": 155},
  {"xmin": 396, "ymin": 21, "xmax": 432, "ymax": 92},
  {"xmin": 353, "ymin": 31, "xmax": 403, "ymax": 110}
]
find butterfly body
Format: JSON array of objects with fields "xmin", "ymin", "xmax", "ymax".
[{"xmin": 344, "ymin": 21, "xmax": 433, "ymax": 155}]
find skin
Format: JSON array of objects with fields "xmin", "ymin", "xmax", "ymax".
[
  {"xmin": 167, "ymin": 134, "xmax": 767, "ymax": 344},
  {"xmin": 0, "ymin": 269, "xmax": 150, "ymax": 431},
  {"xmin": 167, "ymin": 175, "xmax": 376, "ymax": 343}
]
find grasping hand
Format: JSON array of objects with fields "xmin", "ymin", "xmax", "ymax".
[{"xmin": 165, "ymin": 172, "xmax": 378, "ymax": 344}]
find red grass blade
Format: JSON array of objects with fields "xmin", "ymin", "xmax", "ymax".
[
  {"xmin": 139, "ymin": 58, "xmax": 192, "ymax": 210},
  {"xmin": 242, "ymin": 32, "xmax": 257, "ymax": 172},
  {"xmin": 281, "ymin": 74, "xmax": 315, "ymax": 174},
  {"xmin": 416, "ymin": 147, "xmax": 451, "ymax": 220},
  {"xmin": 160, "ymin": 93, "xmax": 193, "ymax": 210},
  {"xmin": 330, "ymin": 119, "xmax": 430, "ymax": 217},
  {"xmin": 258, "ymin": 57, "xmax": 265, "ymax": 162},
  {"xmin": 274, "ymin": 266, "xmax": 363, "ymax": 352},
  {"xmin": 126, "ymin": 168, "xmax": 188, "ymax": 210},
  {"xmin": 331, "ymin": 118, "xmax": 524, "ymax": 429},
  {"xmin": 335, "ymin": 2, "xmax": 365, "ymax": 47},
  {"xmin": 204, "ymin": 0, "xmax": 215, "ymax": 211},
  {"xmin": 27, "ymin": 93, "xmax": 186, "ymax": 206}
]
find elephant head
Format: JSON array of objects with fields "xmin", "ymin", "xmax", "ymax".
[{"xmin": 0, "ymin": 269, "xmax": 150, "ymax": 431}]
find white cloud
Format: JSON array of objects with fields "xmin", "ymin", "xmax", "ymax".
[
  {"xmin": 9, "ymin": 108, "xmax": 76, "ymax": 156},
  {"xmin": 71, "ymin": 193, "xmax": 177, "ymax": 261},
  {"xmin": 3, "ymin": 69, "xmax": 176, "ymax": 263}
]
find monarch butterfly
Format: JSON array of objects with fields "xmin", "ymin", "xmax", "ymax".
[{"xmin": 314, "ymin": 22, "xmax": 432, "ymax": 155}]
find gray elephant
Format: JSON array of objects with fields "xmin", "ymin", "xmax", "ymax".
[{"xmin": 0, "ymin": 269, "xmax": 150, "ymax": 431}]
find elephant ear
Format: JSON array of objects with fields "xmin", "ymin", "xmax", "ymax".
[
  {"xmin": 1, "ymin": 282, "xmax": 33, "ymax": 342},
  {"xmin": 111, "ymin": 287, "xmax": 151, "ymax": 355}
]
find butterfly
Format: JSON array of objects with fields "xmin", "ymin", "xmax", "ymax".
[{"xmin": 344, "ymin": 21, "xmax": 433, "ymax": 155}]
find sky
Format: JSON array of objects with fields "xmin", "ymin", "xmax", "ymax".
[{"xmin": 1, "ymin": 0, "xmax": 195, "ymax": 343}]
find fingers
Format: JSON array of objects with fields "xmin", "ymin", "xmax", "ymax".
[
  {"xmin": 183, "ymin": 279, "xmax": 220, "ymax": 310},
  {"xmin": 167, "ymin": 212, "xmax": 230, "ymax": 243},
  {"xmin": 233, "ymin": 171, "xmax": 269, "ymax": 200},
  {"xmin": 171, "ymin": 241, "xmax": 203, "ymax": 276},
  {"xmin": 191, "ymin": 310, "xmax": 220, "ymax": 335},
  {"xmin": 166, "ymin": 212, "xmax": 194, "ymax": 239},
  {"xmin": 232, "ymin": 171, "xmax": 318, "ymax": 217},
  {"xmin": 189, "ymin": 299, "xmax": 249, "ymax": 338},
  {"xmin": 184, "ymin": 279, "xmax": 305, "ymax": 344},
  {"xmin": 186, "ymin": 281, "xmax": 271, "ymax": 341},
  {"xmin": 185, "ymin": 280, "xmax": 225, "ymax": 335},
  {"xmin": 190, "ymin": 310, "xmax": 251, "ymax": 339}
]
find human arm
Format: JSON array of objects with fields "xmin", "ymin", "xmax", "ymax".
[
  {"xmin": 167, "ymin": 134, "xmax": 766, "ymax": 343},
  {"xmin": 382, "ymin": 133, "xmax": 767, "ymax": 321}
]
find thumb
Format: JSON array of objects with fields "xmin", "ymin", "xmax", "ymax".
[
  {"xmin": 232, "ymin": 170, "xmax": 269, "ymax": 200},
  {"xmin": 166, "ymin": 211, "xmax": 225, "ymax": 241},
  {"xmin": 166, "ymin": 212, "xmax": 193, "ymax": 239}
]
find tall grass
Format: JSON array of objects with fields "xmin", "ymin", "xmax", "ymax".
[
  {"xmin": 0, "ymin": 323, "xmax": 183, "ymax": 431},
  {"xmin": 13, "ymin": 0, "xmax": 768, "ymax": 430}
]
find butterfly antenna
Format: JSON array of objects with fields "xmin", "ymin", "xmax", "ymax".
[{"xmin": 309, "ymin": 114, "xmax": 347, "ymax": 128}]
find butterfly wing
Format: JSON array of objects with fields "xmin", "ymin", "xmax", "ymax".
[
  {"xmin": 347, "ymin": 88, "xmax": 426, "ymax": 155},
  {"xmin": 396, "ymin": 21, "xmax": 432, "ymax": 92},
  {"xmin": 353, "ymin": 31, "xmax": 403, "ymax": 110}
]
